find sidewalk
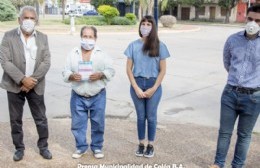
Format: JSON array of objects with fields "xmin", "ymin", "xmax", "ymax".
[
  {"xmin": 0, "ymin": 118, "xmax": 259, "ymax": 168},
  {"xmin": 0, "ymin": 22, "xmax": 200, "ymax": 35}
]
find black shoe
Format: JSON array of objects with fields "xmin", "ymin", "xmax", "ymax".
[
  {"xmin": 135, "ymin": 143, "xmax": 145, "ymax": 157},
  {"xmin": 40, "ymin": 149, "xmax": 52, "ymax": 160},
  {"xmin": 13, "ymin": 150, "xmax": 24, "ymax": 161},
  {"xmin": 144, "ymin": 144, "xmax": 154, "ymax": 158}
]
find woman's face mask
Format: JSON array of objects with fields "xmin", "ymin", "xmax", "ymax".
[
  {"xmin": 140, "ymin": 25, "xmax": 152, "ymax": 37},
  {"xmin": 21, "ymin": 19, "xmax": 35, "ymax": 33},
  {"xmin": 80, "ymin": 39, "xmax": 96, "ymax": 51}
]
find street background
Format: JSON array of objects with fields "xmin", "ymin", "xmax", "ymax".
[{"xmin": 0, "ymin": 21, "xmax": 259, "ymax": 167}]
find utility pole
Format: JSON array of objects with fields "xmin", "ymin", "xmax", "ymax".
[{"xmin": 154, "ymin": 0, "xmax": 158, "ymax": 28}]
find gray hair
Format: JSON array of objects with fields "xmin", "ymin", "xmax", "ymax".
[
  {"xmin": 19, "ymin": 6, "xmax": 38, "ymax": 23},
  {"xmin": 80, "ymin": 26, "xmax": 97, "ymax": 38}
]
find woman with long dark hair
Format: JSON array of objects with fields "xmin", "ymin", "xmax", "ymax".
[{"xmin": 124, "ymin": 15, "xmax": 170, "ymax": 158}]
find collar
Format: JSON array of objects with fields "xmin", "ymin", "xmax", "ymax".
[
  {"xmin": 239, "ymin": 30, "xmax": 260, "ymax": 38},
  {"xmin": 17, "ymin": 27, "xmax": 37, "ymax": 37}
]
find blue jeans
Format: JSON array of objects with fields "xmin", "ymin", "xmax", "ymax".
[
  {"xmin": 70, "ymin": 89, "xmax": 106, "ymax": 152},
  {"xmin": 130, "ymin": 77, "xmax": 162, "ymax": 142},
  {"xmin": 214, "ymin": 84, "xmax": 260, "ymax": 168}
]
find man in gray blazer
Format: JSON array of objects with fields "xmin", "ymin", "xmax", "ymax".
[{"xmin": 0, "ymin": 6, "xmax": 52, "ymax": 161}]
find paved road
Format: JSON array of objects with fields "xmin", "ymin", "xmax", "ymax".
[
  {"xmin": 1, "ymin": 24, "xmax": 260, "ymax": 168},
  {"xmin": 0, "ymin": 25, "xmax": 259, "ymax": 132}
]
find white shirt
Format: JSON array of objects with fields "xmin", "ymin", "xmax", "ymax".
[
  {"xmin": 18, "ymin": 28, "xmax": 37, "ymax": 77},
  {"xmin": 62, "ymin": 46, "xmax": 115, "ymax": 96}
]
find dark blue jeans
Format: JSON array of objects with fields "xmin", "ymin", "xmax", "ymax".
[
  {"xmin": 130, "ymin": 77, "xmax": 162, "ymax": 142},
  {"xmin": 214, "ymin": 84, "xmax": 260, "ymax": 168},
  {"xmin": 70, "ymin": 89, "xmax": 106, "ymax": 152}
]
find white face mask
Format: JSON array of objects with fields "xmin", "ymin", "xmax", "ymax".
[
  {"xmin": 245, "ymin": 21, "xmax": 260, "ymax": 35},
  {"xmin": 140, "ymin": 25, "xmax": 152, "ymax": 37},
  {"xmin": 21, "ymin": 19, "xmax": 35, "ymax": 33},
  {"xmin": 80, "ymin": 39, "xmax": 95, "ymax": 50}
]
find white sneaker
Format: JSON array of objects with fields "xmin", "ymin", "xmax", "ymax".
[
  {"xmin": 93, "ymin": 149, "xmax": 104, "ymax": 159},
  {"xmin": 72, "ymin": 150, "xmax": 87, "ymax": 159}
]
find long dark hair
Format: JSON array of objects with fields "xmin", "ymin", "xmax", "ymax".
[{"xmin": 139, "ymin": 15, "xmax": 160, "ymax": 57}]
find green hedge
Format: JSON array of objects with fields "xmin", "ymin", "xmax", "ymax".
[
  {"xmin": 63, "ymin": 16, "xmax": 107, "ymax": 25},
  {"xmin": 63, "ymin": 16, "xmax": 136, "ymax": 26},
  {"xmin": 97, "ymin": 5, "xmax": 119, "ymax": 25},
  {"xmin": 125, "ymin": 13, "xmax": 136, "ymax": 22},
  {"xmin": 0, "ymin": 0, "xmax": 17, "ymax": 22},
  {"xmin": 111, "ymin": 17, "xmax": 134, "ymax": 25}
]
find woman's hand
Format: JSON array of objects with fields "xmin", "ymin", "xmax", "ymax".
[
  {"xmin": 144, "ymin": 87, "xmax": 157, "ymax": 98},
  {"xmin": 134, "ymin": 87, "xmax": 146, "ymax": 99}
]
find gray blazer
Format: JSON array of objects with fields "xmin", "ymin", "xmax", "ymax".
[{"xmin": 0, "ymin": 28, "xmax": 51, "ymax": 95}]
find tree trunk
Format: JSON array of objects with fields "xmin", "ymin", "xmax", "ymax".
[
  {"xmin": 62, "ymin": 0, "xmax": 65, "ymax": 21},
  {"xmin": 35, "ymin": 0, "xmax": 40, "ymax": 16},
  {"xmin": 133, "ymin": 0, "xmax": 135, "ymax": 15},
  {"xmin": 138, "ymin": 5, "xmax": 142, "ymax": 20},
  {"xmin": 147, "ymin": 0, "xmax": 153, "ymax": 16},
  {"xmin": 225, "ymin": 9, "xmax": 230, "ymax": 23},
  {"xmin": 42, "ymin": 1, "xmax": 45, "ymax": 18},
  {"xmin": 195, "ymin": 7, "xmax": 199, "ymax": 20}
]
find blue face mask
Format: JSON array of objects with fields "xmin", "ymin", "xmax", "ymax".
[{"xmin": 80, "ymin": 39, "xmax": 95, "ymax": 50}]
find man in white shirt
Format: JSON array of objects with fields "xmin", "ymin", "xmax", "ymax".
[{"xmin": 62, "ymin": 26, "xmax": 115, "ymax": 159}]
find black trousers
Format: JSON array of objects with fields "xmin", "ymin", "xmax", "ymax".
[{"xmin": 7, "ymin": 90, "xmax": 49, "ymax": 151}]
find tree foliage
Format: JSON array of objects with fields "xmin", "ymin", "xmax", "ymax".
[
  {"xmin": 91, "ymin": 0, "xmax": 117, "ymax": 9},
  {"xmin": 181, "ymin": 0, "xmax": 204, "ymax": 20},
  {"xmin": 182, "ymin": 0, "xmax": 204, "ymax": 8},
  {"xmin": 10, "ymin": 0, "xmax": 35, "ymax": 10},
  {"xmin": 160, "ymin": 0, "xmax": 179, "ymax": 12},
  {"xmin": 98, "ymin": 5, "xmax": 119, "ymax": 25},
  {"xmin": 124, "ymin": 0, "xmax": 133, "ymax": 6},
  {"xmin": 218, "ymin": 0, "xmax": 239, "ymax": 23},
  {"xmin": 218, "ymin": 0, "xmax": 239, "ymax": 9},
  {"xmin": 0, "ymin": 0, "xmax": 17, "ymax": 22}
]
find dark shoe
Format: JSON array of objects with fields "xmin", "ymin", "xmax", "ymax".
[
  {"xmin": 13, "ymin": 150, "xmax": 24, "ymax": 161},
  {"xmin": 40, "ymin": 149, "xmax": 52, "ymax": 160},
  {"xmin": 144, "ymin": 144, "xmax": 154, "ymax": 158},
  {"xmin": 135, "ymin": 143, "xmax": 145, "ymax": 157}
]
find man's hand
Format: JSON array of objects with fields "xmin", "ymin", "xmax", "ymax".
[
  {"xmin": 20, "ymin": 85, "xmax": 30, "ymax": 93},
  {"xmin": 21, "ymin": 77, "xmax": 37, "ymax": 89},
  {"xmin": 89, "ymin": 72, "xmax": 103, "ymax": 81},
  {"xmin": 69, "ymin": 73, "xmax": 82, "ymax": 82}
]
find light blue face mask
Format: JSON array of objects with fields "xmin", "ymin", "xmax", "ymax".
[{"xmin": 80, "ymin": 39, "xmax": 95, "ymax": 50}]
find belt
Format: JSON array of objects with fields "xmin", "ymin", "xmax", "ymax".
[
  {"xmin": 230, "ymin": 85, "xmax": 260, "ymax": 94},
  {"xmin": 135, "ymin": 76, "xmax": 155, "ymax": 79},
  {"xmin": 78, "ymin": 88, "xmax": 105, "ymax": 98}
]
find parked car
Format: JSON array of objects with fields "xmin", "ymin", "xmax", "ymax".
[
  {"xmin": 83, "ymin": 10, "xmax": 98, "ymax": 16},
  {"xmin": 69, "ymin": 9, "xmax": 83, "ymax": 17}
]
